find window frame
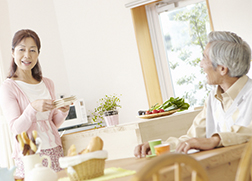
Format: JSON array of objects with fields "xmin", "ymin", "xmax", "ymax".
[{"xmin": 130, "ymin": 0, "xmax": 213, "ymax": 107}]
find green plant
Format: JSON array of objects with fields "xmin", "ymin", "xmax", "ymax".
[{"xmin": 91, "ymin": 94, "xmax": 122, "ymax": 127}]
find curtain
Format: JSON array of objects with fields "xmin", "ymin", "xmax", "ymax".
[
  {"xmin": 0, "ymin": 109, "xmax": 14, "ymax": 168},
  {"xmin": 0, "ymin": 50, "xmax": 14, "ymax": 168}
]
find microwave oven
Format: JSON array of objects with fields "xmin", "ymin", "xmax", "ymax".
[{"xmin": 59, "ymin": 98, "xmax": 88, "ymax": 129}]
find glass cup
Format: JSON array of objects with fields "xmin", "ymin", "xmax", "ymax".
[
  {"xmin": 154, "ymin": 143, "xmax": 170, "ymax": 155},
  {"xmin": 148, "ymin": 139, "xmax": 162, "ymax": 155}
]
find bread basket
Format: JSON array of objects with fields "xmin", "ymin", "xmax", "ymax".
[{"xmin": 59, "ymin": 150, "xmax": 108, "ymax": 180}]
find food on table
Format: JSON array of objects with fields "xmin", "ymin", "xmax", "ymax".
[
  {"xmin": 16, "ymin": 134, "xmax": 25, "ymax": 152},
  {"xmin": 60, "ymin": 136, "xmax": 107, "ymax": 180},
  {"xmin": 138, "ymin": 110, "xmax": 146, "ymax": 116},
  {"xmin": 139, "ymin": 96, "xmax": 190, "ymax": 115},
  {"xmin": 67, "ymin": 136, "xmax": 104, "ymax": 156},
  {"xmin": 67, "ymin": 144, "xmax": 77, "ymax": 156},
  {"xmin": 81, "ymin": 136, "xmax": 103, "ymax": 153},
  {"xmin": 16, "ymin": 130, "xmax": 38, "ymax": 156}
]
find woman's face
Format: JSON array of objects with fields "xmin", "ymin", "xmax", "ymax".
[
  {"xmin": 12, "ymin": 37, "xmax": 39, "ymax": 72},
  {"xmin": 200, "ymin": 43, "xmax": 222, "ymax": 85}
]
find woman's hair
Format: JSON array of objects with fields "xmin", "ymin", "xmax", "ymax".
[
  {"xmin": 208, "ymin": 31, "xmax": 251, "ymax": 77},
  {"xmin": 8, "ymin": 29, "xmax": 42, "ymax": 81}
]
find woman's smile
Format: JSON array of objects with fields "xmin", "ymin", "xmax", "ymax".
[{"xmin": 21, "ymin": 60, "xmax": 32, "ymax": 66}]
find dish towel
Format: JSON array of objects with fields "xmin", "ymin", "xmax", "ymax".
[{"xmin": 58, "ymin": 167, "xmax": 136, "ymax": 181}]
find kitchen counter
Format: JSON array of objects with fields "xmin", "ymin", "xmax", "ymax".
[
  {"xmin": 58, "ymin": 122, "xmax": 106, "ymax": 135},
  {"xmin": 61, "ymin": 109, "xmax": 201, "ymax": 160}
]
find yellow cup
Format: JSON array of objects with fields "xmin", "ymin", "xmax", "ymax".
[{"xmin": 154, "ymin": 143, "xmax": 170, "ymax": 155}]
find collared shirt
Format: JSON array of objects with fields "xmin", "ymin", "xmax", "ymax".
[
  {"xmin": 165, "ymin": 75, "xmax": 252, "ymax": 150},
  {"xmin": 215, "ymin": 75, "xmax": 248, "ymax": 112}
]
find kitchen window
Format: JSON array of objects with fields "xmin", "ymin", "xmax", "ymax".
[{"xmin": 146, "ymin": 0, "xmax": 213, "ymax": 107}]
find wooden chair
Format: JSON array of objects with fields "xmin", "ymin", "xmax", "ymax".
[
  {"xmin": 235, "ymin": 137, "xmax": 252, "ymax": 181},
  {"xmin": 131, "ymin": 153, "xmax": 209, "ymax": 181}
]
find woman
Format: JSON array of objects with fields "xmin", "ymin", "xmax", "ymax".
[{"xmin": 0, "ymin": 29, "xmax": 69, "ymax": 177}]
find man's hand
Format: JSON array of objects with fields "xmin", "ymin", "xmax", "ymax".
[
  {"xmin": 134, "ymin": 142, "xmax": 151, "ymax": 158},
  {"xmin": 31, "ymin": 99, "xmax": 56, "ymax": 112},
  {"xmin": 176, "ymin": 135, "xmax": 221, "ymax": 153}
]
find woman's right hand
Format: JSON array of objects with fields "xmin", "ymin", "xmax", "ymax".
[
  {"xmin": 31, "ymin": 99, "xmax": 56, "ymax": 112},
  {"xmin": 134, "ymin": 142, "xmax": 151, "ymax": 158}
]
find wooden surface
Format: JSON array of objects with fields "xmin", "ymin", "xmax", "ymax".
[
  {"xmin": 99, "ymin": 143, "xmax": 246, "ymax": 181},
  {"xmin": 61, "ymin": 110, "xmax": 201, "ymax": 160},
  {"xmin": 131, "ymin": 5, "xmax": 163, "ymax": 107},
  {"xmin": 130, "ymin": 153, "xmax": 209, "ymax": 181},
  {"xmin": 235, "ymin": 138, "xmax": 252, "ymax": 181}
]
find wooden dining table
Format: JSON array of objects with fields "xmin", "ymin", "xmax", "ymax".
[{"xmin": 57, "ymin": 142, "xmax": 246, "ymax": 181}]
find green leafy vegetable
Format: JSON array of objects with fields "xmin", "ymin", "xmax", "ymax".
[{"xmin": 149, "ymin": 97, "xmax": 190, "ymax": 112}]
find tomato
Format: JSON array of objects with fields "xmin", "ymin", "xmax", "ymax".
[
  {"xmin": 146, "ymin": 110, "xmax": 150, "ymax": 115},
  {"xmin": 152, "ymin": 109, "xmax": 159, "ymax": 114},
  {"xmin": 159, "ymin": 109, "xmax": 164, "ymax": 112}
]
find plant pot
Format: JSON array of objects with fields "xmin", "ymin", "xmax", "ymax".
[
  {"xmin": 104, "ymin": 111, "xmax": 119, "ymax": 127},
  {"xmin": 104, "ymin": 110, "xmax": 118, "ymax": 116}
]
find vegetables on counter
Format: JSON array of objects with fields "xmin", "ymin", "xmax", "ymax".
[{"xmin": 138, "ymin": 97, "xmax": 190, "ymax": 116}]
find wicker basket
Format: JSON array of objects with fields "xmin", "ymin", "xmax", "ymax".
[{"xmin": 67, "ymin": 158, "xmax": 106, "ymax": 181}]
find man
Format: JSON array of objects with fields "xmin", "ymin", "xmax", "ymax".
[{"xmin": 134, "ymin": 31, "xmax": 252, "ymax": 158}]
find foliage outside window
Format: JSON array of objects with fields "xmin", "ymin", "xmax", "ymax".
[{"xmin": 159, "ymin": 1, "xmax": 212, "ymax": 107}]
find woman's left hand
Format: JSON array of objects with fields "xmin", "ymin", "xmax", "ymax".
[
  {"xmin": 175, "ymin": 135, "xmax": 221, "ymax": 154},
  {"xmin": 58, "ymin": 105, "xmax": 70, "ymax": 112}
]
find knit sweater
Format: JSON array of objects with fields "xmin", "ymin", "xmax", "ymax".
[{"xmin": 0, "ymin": 77, "xmax": 68, "ymax": 158}]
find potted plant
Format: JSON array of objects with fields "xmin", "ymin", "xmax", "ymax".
[{"xmin": 91, "ymin": 94, "xmax": 122, "ymax": 127}]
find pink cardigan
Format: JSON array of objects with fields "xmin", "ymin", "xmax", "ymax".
[{"xmin": 0, "ymin": 77, "xmax": 68, "ymax": 159}]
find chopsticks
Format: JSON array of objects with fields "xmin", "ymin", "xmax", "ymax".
[{"xmin": 53, "ymin": 95, "xmax": 77, "ymax": 108}]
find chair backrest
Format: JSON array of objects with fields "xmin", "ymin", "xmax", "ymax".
[
  {"xmin": 235, "ymin": 137, "xmax": 252, "ymax": 181},
  {"xmin": 131, "ymin": 153, "xmax": 209, "ymax": 181}
]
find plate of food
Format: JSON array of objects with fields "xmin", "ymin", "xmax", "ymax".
[
  {"xmin": 137, "ymin": 96, "xmax": 190, "ymax": 119},
  {"xmin": 137, "ymin": 109, "xmax": 179, "ymax": 119},
  {"xmin": 54, "ymin": 95, "xmax": 77, "ymax": 108}
]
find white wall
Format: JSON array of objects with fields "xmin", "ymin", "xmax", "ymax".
[
  {"xmin": 0, "ymin": 0, "xmax": 148, "ymax": 124},
  {"xmin": 1, "ymin": 0, "xmax": 252, "ymax": 124},
  {"xmin": 52, "ymin": 0, "xmax": 148, "ymax": 123},
  {"xmin": 209, "ymin": 0, "xmax": 252, "ymax": 77},
  {"xmin": 209, "ymin": 0, "xmax": 252, "ymax": 47}
]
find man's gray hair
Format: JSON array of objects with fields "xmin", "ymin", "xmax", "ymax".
[{"xmin": 208, "ymin": 31, "xmax": 251, "ymax": 77}]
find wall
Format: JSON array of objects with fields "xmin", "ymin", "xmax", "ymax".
[
  {"xmin": 1, "ymin": 0, "xmax": 252, "ymax": 124},
  {"xmin": 209, "ymin": 0, "xmax": 252, "ymax": 77},
  {"xmin": 0, "ymin": 0, "xmax": 148, "ymax": 124},
  {"xmin": 209, "ymin": 0, "xmax": 252, "ymax": 46}
]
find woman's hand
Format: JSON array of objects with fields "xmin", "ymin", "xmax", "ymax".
[
  {"xmin": 31, "ymin": 99, "xmax": 56, "ymax": 112},
  {"xmin": 176, "ymin": 135, "xmax": 221, "ymax": 153},
  {"xmin": 58, "ymin": 105, "xmax": 70, "ymax": 112},
  {"xmin": 134, "ymin": 142, "xmax": 151, "ymax": 158}
]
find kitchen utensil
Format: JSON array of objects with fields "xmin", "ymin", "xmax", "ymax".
[
  {"xmin": 25, "ymin": 163, "xmax": 57, "ymax": 181},
  {"xmin": 22, "ymin": 154, "xmax": 51, "ymax": 178}
]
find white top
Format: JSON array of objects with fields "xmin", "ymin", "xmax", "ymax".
[
  {"xmin": 206, "ymin": 78, "xmax": 252, "ymax": 138},
  {"xmin": 15, "ymin": 80, "xmax": 57, "ymax": 149}
]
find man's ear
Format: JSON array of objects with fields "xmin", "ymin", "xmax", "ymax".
[{"xmin": 219, "ymin": 65, "xmax": 228, "ymax": 76}]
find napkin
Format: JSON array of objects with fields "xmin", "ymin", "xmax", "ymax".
[
  {"xmin": 54, "ymin": 96, "xmax": 77, "ymax": 108},
  {"xmin": 58, "ymin": 167, "xmax": 136, "ymax": 181}
]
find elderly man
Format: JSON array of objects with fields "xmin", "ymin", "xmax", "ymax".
[{"xmin": 134, "ymin": 31, "xmax": 252, "ymax": 158}]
